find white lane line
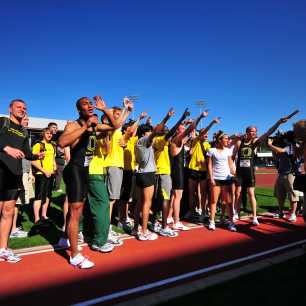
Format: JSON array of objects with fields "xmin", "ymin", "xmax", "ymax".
[
  {"xmin": 13, "ymin": 224, "xmax": 204, "ymax": 257},
  {"xmin": 71, "ymin": 239, "xmax": 306, "ymax": 306}
]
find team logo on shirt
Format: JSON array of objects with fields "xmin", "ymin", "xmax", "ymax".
[{"xmin": 86, "ymin": 135, "xmax": 97, "ymax": 155}]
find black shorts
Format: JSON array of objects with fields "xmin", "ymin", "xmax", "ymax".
[
  {"xmin": 34, "ymin": 174, "xmax": 54, "ymax": 203},
  {"xmin": 63, "ymin": 164, "xmax": 89, "ymax": 203},
  {"xmin": 136, "ymin": 172, "xmax": 156, "ymax": 188},
  {"xmin": 236, "ymin": 171, "xmax": 255, "ymax": 188},
  {"xmin": 214, "ymin": 179, "xmax": 233, "ymax": 186},
  {"xmin": 188, "ymin": 169, "xmax": 207, "ymax": 181},
  {"xmin": 121, "ymin": 170, "xmax": 135, "ymax": 201},
  {"xmin": 171, "ymin": 167, "xmax": 184, "ymax": 190},
  {"xmin": 0, "ymin": 162, "xmax": 22, "ymax": 201}
]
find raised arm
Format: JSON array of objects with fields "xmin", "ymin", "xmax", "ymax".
[
  {"xmin": 146, "ymin": 109, "xmax": 174, "ymax": 146},
  {"xmin": 94, "ymin": 96, "xmax": 133, "ymax": 129},
  {"xmin": 129, "ymin": 112, "xmax": 147, "ymax": 138},
  {"xmin": 256, "ymin": 110, "xmax": 299, "ymax": 145},
  {"xmin": 267, "ymin": 138, "xmax": 287, "ymax": 154},
  {"xmin": 58, "ymin": 116, "xmax": 97, "ymax": 148},
  {"xmin": 201, "ymin": 115, "xmax": 220, "ymax": 135},
  {"xmin": 165, "ymin": 108, "xmax": 190, "ymax": 140},
  {"xmin": 183, "ymin": 111, "xmax": 209, "ymax": 140}
]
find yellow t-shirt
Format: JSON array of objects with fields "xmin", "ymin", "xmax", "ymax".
[
  {"xmin": 89, "ymin": 138, "xmax": 107, "ymax": 175},
  {"xmin": 103, "ymin": 129, "xmax": 124, "ymax": 168},
  {"xmin": 188, "ymin": 140, "xmax": 211, "ymax": 171},
  {"xmin": 153, "ymin": 135, "xmax": 171, "ymax": 175},
  {"xmin": 124, "ymin": 136, "xmax": 138, "ymax": 171},
  {"xmin": 32, "ymin": 141, "xmax": 56, "ymax": 174}
]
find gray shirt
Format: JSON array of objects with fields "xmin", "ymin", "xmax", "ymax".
[{"xmin": 135, "ymin": 136, "xmax": 156, "ymax": 173}]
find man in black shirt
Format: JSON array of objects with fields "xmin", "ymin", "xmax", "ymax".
[{"xmin": 0, "ymin": 99, "xmax": 43, "ymax": 263}]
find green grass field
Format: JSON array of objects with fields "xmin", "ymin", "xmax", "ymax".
[{"xmin": 9, "ymin": 187, "xmax": 289, "ymax": 250}]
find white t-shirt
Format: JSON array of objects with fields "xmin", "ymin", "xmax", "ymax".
[{"xmin": 207, "ymin": 147, "xmax": 232, "ymax": 180}]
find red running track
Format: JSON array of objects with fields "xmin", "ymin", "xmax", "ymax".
[
  {"xmin": 256, "ymin": 173, "xmax": 277, "ymax": 188},
  {"xmin": 0, "ymin": 217, "xmax": 306, "ymax": 306}
]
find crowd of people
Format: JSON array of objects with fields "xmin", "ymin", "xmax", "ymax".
[{"xmin": 0, "ymin": 98, "xmax": 305, "ymax": 268}]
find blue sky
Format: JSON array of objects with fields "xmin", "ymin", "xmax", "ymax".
[{"xmin": 1, "ymin": 0, "xmax": 305, "ymax": 135}]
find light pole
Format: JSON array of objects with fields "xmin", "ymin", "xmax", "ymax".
[{"xmin": 196, "ymin": 99, "xmax": 206, "ymax": 129}]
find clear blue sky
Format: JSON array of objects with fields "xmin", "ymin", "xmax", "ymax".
[{"xmin": 1, "ymin": 0, "xmax": 305, "ymax": 135}]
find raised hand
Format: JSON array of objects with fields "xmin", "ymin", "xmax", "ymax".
[
  {"xmin": 123, "ymin": 97, "xmax": 134, "ymax": 111},
  {"xmin": 168, "ymin": 108, "xmax": 175, "ymax": 117},
  {"xmin": 183, "ymin": 108, "xmax": 190, "ymax": 118},
  {"xmin": 202, "ymin": 109, "xmax": 209, "ymax": 117},
  {"xmin": 146, "ymin": 116, "xmax": 152, "ymax": 125},
  {"xmin": 139, "ymin": 112, "xmax": 148, "ymax": 120},
  {"xmin": 93, "ymin": 96, "xmax": 107, "ymax": 111},
  {"xmin": 213, "ymin": 117, "xmax": 221, "ymax": 124}
]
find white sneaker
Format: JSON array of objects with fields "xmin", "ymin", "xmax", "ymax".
[
  {"xmin": 78, "ymin": 232, "xmax": 84, "ymax": 243},
  {"xmin": 167, "ymin": 217, "xmax": 174, "ymax": 224},
  {"xmin": 208, "ymin": 221, "xmax": 216, "ymax": 231},
  {"xmin": 149, "ymin": 221, "xmax": 162, "ymax": 233},
  {"xmin": 10, "ymin": 228, "xmax": 28, "ymax": 238},
  {"xmin": 0, "ymin": 248, "xmax": 22, "ymax": 263},
  {"xmin": 108, "ymin": 235, "xmax": 124, "ymax": 247},
  {"xmin": 252, "ymin": 217, "xmax": 260, "ymax": 226},
  {"xmin": 173, "ymin": 222, "xmax": 190, "ymax": 231},
  {"xmin": 138, "ymin": 231, "xmax": 158, "ymax": 241},
  {"xmin": 70, "ymin": 253, "xmax": 94, "ymax": 269},
  {"xmin": 288, "ymin": 214, "xmax": 297, "ymax": 222},
  {"xmin": 91, "ymin": 243, "xmax": 114, "ymax": 253},
  {"xmin": 233, "ymin": 213, "xmax": 239, "ymax": 222},
  {"xmin": 159, "ymin": 227, "xmax": 179, "ymax": 237},
  {"xmin": 228, "ymin": 222, "xmax": 237, "ymax": 232}
]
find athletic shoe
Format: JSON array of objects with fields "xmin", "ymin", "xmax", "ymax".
[
  {"xmin": 0, "ymin": 248, "xmax": 22, "ymax": 263},
  {"xmin": 173, "ymin": 222, "xmax": 190, "ymax": 231},
  {"xmin": 228, "ymin": 222, "xmax": 237, "ymax": 232},
  {"xmin": 137, "ymin": 231, "xmax": 158, "ymax": 241},
  {"xmin": 10, "ymin": 228, "xmax": 28, "ymax": 238},
  {"xmin": 199, "ymin": 213, "xmax": 209, "ymax": 223},
  {"xmin": 70, "ymin": 253, "xmax": 94, "ymax": 269},
  {"xmin": 149, "ymin": 221, "xmax": 162, "ymax": 233},
  {"xmin": 130, "ymin": 228, "xmax": 140, "ymax": 236},
  {"xmin": 78, "ymin": 232, "xmax": 84, "ymax": 243},
  {"xmin": 117, "ymin": 221, "xmax": 133, "ymax": 232},
  {"xmin": 273, "ymin": 210, "xmax": 284, "ymax": 219},
  {"xmin": 208, "ymin": 221, "xmax": 216, "ymax": 231},
  {"xmin": 57, "ymin": 237, "xmax": 70, "ymax": 249},
  {"xmin": 195, "ymin": 207, "xmax": 202, "ymax": 215},
  {"xmin": 107, "ymin": 235, "xmax": 124, "ymax": 247},
  {"xmin": 167, "ymin": 217, "xmax": 174, "ymax": 224},
  {"xmin": 184, "ymin": 211, "xmax": 200, "ymax": 222},
  {"xmin": 57, "ymin": 238, "xmax": 82, "ymax": 251},
  {"xmin": 91, "ymin": 243, "xmax": 114, "ymax": 253},
  {"xmin": 110, "ymin": 229, "xmax": 120, "ymax": 237},
  {"xmin": 233, "ymin": 213, "xmax": 240, "ymax": 222},
  {"xmin": 288, "ymin": 213, "xmax": 297, "ymax": 222},
  {"xmin": 159, "ymin": 227, "xmax": 179, "ymax": 238},
  {"xmin": 252, "ymin": 217, "xmax": 260, "ymax": 226}
]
